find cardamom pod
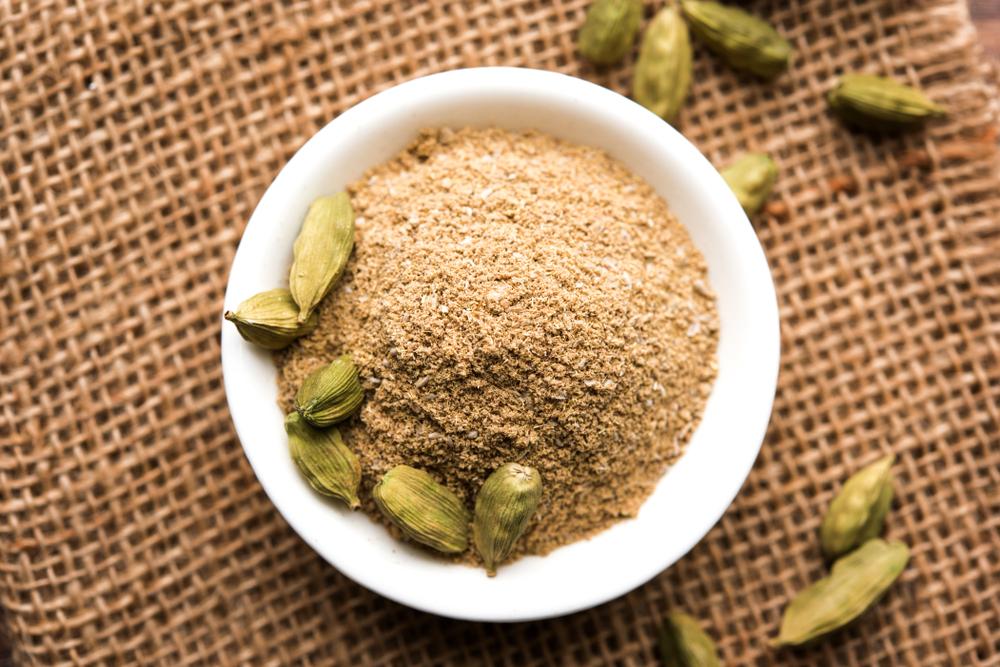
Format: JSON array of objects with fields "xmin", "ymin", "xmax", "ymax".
[
  {"xmin": 772, "ymin": 538, "xmax": 909, "ymax": 647},
  {"xmin": 658, "ymin": 611, "xmax": 721, "ymax": 667},
  {"xmin": 284, "ymin": 412, "xmax": 360, "ymax": 509},
  {"xmin": 294, "ymin": 354, "xmax": 364, "ymax": 427},
  {"xmin": 820, "ymin": 455, "xmax": 895, "ymax": 559},
  {"xmin": 828, "ymin": 74, "xmax": 946, "ymax": 131},
  {"xmin": 224, "ymin": 288, "xmax": 317, "ymax": 350},
  {"xmin": 289, "ymin": 193, "xmax": 355, "ymax": 323},
  {"xmin": 473, "ymin": 463, "xmax": 542, "ymax": 576},
  {"xmin": 720, "ymin": 153, "xmax": 778, "ymax": 215},
  {"xmin": 632, "ymin": 7, "xmax": 692, "ymax": 123},
  {"xmin": 681, "ymin": 1, "xmax": 792, "ymax": 79},
  {"xmin": 373, "ymin": 465, "xmax": 470, "ymax": 554},
  {"xmin": 578, "ymin": 0, "xmax": 643, "ymax": 65}
]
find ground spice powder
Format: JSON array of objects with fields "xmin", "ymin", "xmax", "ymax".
[{"xmin": 276, "ymin": 127, "xmax": 718, "ymax": 560}]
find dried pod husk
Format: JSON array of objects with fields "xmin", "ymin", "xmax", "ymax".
[
  {"xmin": 658, "ymin": 611, "xmax": 721, "ymax": 667},
  {"xmin": 284, "ymin": 412, "xmax": 360, "ymax": 509},
  {"xmin": 632, "ymin": 6, "xmax": 692, "ymax": 123},
  {"xmin": 289, "ymin": 192, "xmax": 355, "ymax": 323},
  {"xmin": 681, "ymin": 0, "xmax": 792, "ymax": 79},
  {"xmin": 294, "ymin": 355, "xmax": 364, "ymax": 427},
  {"xmin": 578, "ymin": 0, "xmax": 643, "ymax": 65},
  {"xmin": 827, "ymin": 74, "xmax": 946, "ymax": 131},
  {"xmin": 720, "ymin": 153, "xmax": 778, "ymax": 215},
  {"xmin": 473, "ymin": 463, "xmax": 542, "ymax": 576},
  {"xmin": 224, "ymin": 288, "xmax": 317, "ymax": 350},
  {"xmin": 820, "ymin": 454, "xmax": 895, "ymax": 559},
  {"xmin": 373, "ymin": 465, "xmax": 470, "ymax": 554},
  {"xmin": 772, "ymin": 538, "xmax": 909, "ymax": 647}
]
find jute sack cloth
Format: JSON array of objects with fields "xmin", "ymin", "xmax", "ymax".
[{"xmin": 1, "ymin": 0, "xmax": 997, "ymax": 664}]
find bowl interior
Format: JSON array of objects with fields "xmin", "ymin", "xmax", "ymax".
[{"xmin": 221, "ymin": 68, "xmax": 779, "ymax": 622}]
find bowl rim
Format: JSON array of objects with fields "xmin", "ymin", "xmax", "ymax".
[{"xmin": 221, "ymin": 67, "xmax": 780, "ymax": 622}]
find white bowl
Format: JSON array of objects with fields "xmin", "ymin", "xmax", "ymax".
[{"xmin": 221, "ymin": 67, "xmax": 779, "ymax": 622}]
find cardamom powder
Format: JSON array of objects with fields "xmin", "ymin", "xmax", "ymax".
[{"xmin": 276, "ymin": 128, "xmax": 718, "ymax": 561}]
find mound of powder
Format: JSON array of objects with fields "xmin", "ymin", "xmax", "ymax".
[{"xmin": 276, "ymin": 127, "xmax": 718, "ymax": 559}]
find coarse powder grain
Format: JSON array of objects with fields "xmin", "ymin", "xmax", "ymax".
[{"xmin": 276, "ymin": 127, "xmax": 718, "ymax": 561}]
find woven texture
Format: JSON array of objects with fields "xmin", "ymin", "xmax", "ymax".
[{"xmin": 2, "ymin": 0, "xmax": 998, "ymax": 664}]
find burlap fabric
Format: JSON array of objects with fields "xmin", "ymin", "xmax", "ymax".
[{"xmin": 1, "ymin": 0, "xmax": 998, "ymax": 664}]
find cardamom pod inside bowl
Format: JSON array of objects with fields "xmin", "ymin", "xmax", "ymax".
[{"xmin": 221, "ymin": 68, "xmax": 779, "ymax": 622}]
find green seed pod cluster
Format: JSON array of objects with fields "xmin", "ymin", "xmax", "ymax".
[{"xmin": 224, "ymin": 192, "xmax": 354, "ymax": 349}]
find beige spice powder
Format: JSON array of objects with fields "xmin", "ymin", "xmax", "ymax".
[{"xmin": 276, "ymin": 127, "xmax": 718, "ymax": 561}]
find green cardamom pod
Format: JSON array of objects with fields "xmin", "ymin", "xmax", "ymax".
[
  {"xmin": 224, "ymin": 288, "xmax": 317, "ymax": 350},
  {"xmin": 820, "ymin": 455, "xmax": 895, "ymax": 559},
  {"xmin": 772, "ymin": 538, "xmax": 909, "ymax": 647},
  {"xmin": 578, "ymin": 0, "xmax": 643, "ymax": 65},
  {"xmin": 681, "ymin": 0, "xmax": 792, "ymax": 79},
  {"xmin": 289, "ymin": 192, "xmax": 355, "ymax": 323},
  {"xmin": 294, "ymin": 354, "xmax": 364, "ymax": 427},
  {"xmin": 828, "ymin": 74, "xmax": 946, "ymax": 131},
  {"xmin": 658, "ymin": 611, "xmax": 721, "ymax": 667},
  {"xmin": 373, "ymin": 465, "xmax": 470, "ymax": 554},
  {"xmin": 720, "ymin": 153, "xmax": 778, "ymax": 215},
  {"xmin": 285, "ymin": 412, "xmax": 360, "ymax": 509},
  {"xmin": 473, "ymin": 463, "xmax": 542, "ymax": 576},
  {"xmin": 632, "ymin": 7, "xmax": 692, "ymax": 123}
]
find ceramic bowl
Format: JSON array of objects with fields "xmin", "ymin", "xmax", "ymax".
[{"xmin": 221, "ymin": 67, "xmax": 780, "ymax": 622}]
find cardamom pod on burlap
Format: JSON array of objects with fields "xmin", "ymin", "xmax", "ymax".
[
  {"xmin": 827, "ymin": 74, "xmax": 946, "ymax": 131},
  {"xmin": 820, "ymin": 454, "xmax": 895, "ymax": 559},
  {"xmin": 773, "ymin": 538, "xmax": 910, "ymax": 647},
  {"xmin": 633, "ymin": 6, "xmax": 692, "ymax": 123},
  {"xmin": 720, "ymin": 153, "xmax": 778, "ymax": 215},
  {"xmin": 578, "ymin": 0, "xmax": 643, "ymax": 65},
  {"xmin": 658, "ymin": 611, "xmax": 721, "ymax": 667},
  {"xmin": 681, "ymin": 0, "xmax": 792, "ymax": 79}
]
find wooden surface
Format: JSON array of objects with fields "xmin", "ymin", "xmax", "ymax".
[{"xmin": 972, "ymin": 0, "xmax": 1000, "ymax": 59}]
